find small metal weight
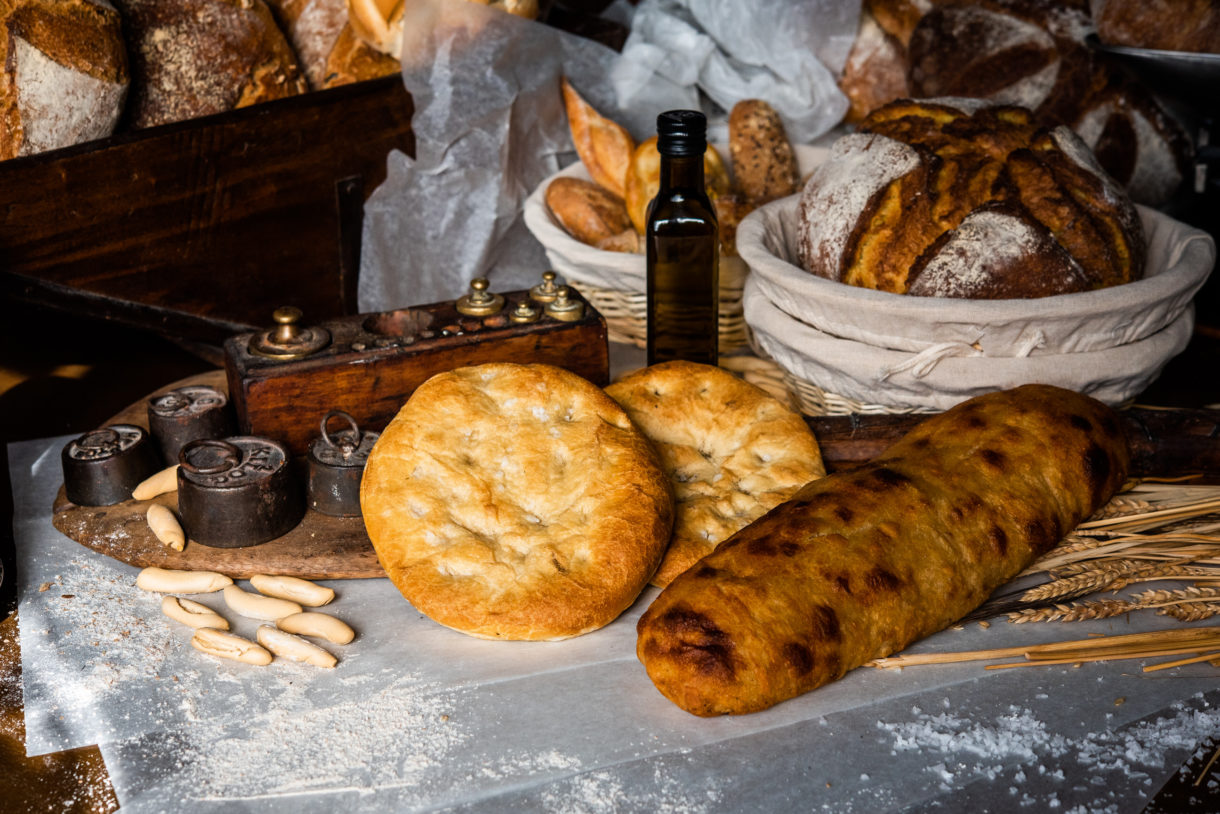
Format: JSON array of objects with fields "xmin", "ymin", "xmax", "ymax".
[
  {"xmin": 61, "ymin": 424, "xmax": 160, "ymax": 506},
  {"xmin": 177, "ymin": 436, "xmax": 304, "ymax": 548},
  {"xmin": 307, "ymin": 411, "xmax": 379, "ymax": 517},
  {"xmin": 147, "ymin": 385, "xmax": 235, "ymax": 465}
]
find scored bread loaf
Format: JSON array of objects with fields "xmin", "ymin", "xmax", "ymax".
[
  {"xmin": 636, "ymin": 384, "xmax": 1130, "ymax": 716},
  {"xmin": 118, "ymin": 0, "xmax": 308, "ymax": 129},
  {"xmin": 265, "ymin": 0, "xmax": 399, "ymax": 90},
  {"xmin": 840, "ymin": 0, "xmax": 1193, "ymax": 205},
  {"xmin": 796, "ymin": 97, "xmax": 1145, "ymax": 298},
  {"xmin": 1092, "ymin": 0, "xmax": 1220, "ymax": 54},
  {"xmin": 0, "ymin": 0, "xmax": 128, "ymax": 160}
]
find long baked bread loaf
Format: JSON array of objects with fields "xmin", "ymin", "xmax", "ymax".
[{"xmin": 636, "ymin": 384, "xmax": 1129, "ymax": 716}]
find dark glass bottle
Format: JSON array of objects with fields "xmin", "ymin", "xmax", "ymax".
[{"xmin": 646, "ymin": 110, "xmax": 719, "ymax": 367}]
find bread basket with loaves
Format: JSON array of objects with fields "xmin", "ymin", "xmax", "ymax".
[
  {"xmin": 736, "ymin": 98, "xmax": 1216, "ymax": 415},
  {"xmin": 523, "ymin": 87, "xmax": 829, "ymax": 352}
]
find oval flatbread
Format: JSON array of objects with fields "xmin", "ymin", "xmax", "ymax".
[
  {"xmin": 361, "ymin": 363, "xmax": 673, "ymax": 640},
  {"xmin": 606, "ymin": 361, "xmax": 825, "ymax": 587}
]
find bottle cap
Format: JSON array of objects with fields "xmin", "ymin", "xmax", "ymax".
[{"xmin": 656, "ymin": 110, "xmax": 707, "ymax": 157}]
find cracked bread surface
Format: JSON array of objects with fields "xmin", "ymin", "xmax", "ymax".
[
  {"xmin": 361, "ymin": 363, "xmax": 673, "ymax": 641},
  {"xmin": 607, "ymin": 361, "xmax": 825, "ymax": 588}
]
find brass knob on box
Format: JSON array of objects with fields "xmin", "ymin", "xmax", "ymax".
[
  {"xmin": 545, "ymin": 286, "xmax": 584, "ymax": 322},
  {"xmin": 530, "ymin": 270, "xmax": 561, "ymax": 303},
  {"xmin": 456, "ymin": 278, "xmax": 505, "ymax": 316},
  {"xmin": 509, "ymin": 299, "xmax": 542, "ymax": 324},
  {"xmin": 249, "ymin": 306, "xmax": 331, "ymax": 360}
]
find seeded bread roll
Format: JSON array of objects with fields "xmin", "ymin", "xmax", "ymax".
[
  {"xmin": 728, "ymin": 100, "xmax": 800, "ymax": 205},
  {"xmin": 637, "ymin": 384, "xmax": 1130, "ymax": 716},
  {"xmin": 0, "ymin": 0, "xmax": 128, "ymax": 160},
  {"xmin": 118, "ymin": 0, "xmax": 308, "ymax": 129},
  {"xmin": 796, "ymin": 98, "xmax": 1145, "ymax": 299},
  {"xmin": 266, "ymin": 0, "xmax": 399, "ymax": 90}
]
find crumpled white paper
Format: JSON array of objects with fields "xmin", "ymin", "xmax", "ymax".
[{"xmin": 357, "ymin": 0, "xmax": 857, "ymax": 312}]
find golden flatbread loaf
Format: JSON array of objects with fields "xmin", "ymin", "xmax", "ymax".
[
  {"xmin": 637, "ymin": 384, "xmax": 1129, "ymax": 716},
  {"xmin": 361, "ymin": 363, "xmax": 673, "ymax": 641},
  {"xmin": 606, "ymin": 361, "xmax": 824, "ymax": 588}
]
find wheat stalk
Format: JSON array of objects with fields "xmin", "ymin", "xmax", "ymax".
[{"xmin": 1007, "ymin": 598, "xmax": 1140, "ymax": 624}]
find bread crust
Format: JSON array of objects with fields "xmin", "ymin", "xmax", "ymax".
[
  {"xmin": 561, "ymin": 77, "xmax": 635, "ymax": 199},
  {"xmin": 361, "ymin": 363, "xmax": 674, "ymax": 641},
  {"xmin": 119, "ymin": 0, "xmax": 308, "ymax": 129},
  {"xmin": 637, "ymin": 384, "xmax": 1130, "ymax": 716},
  {"xmin": 728, "ymin": 100, "xmax": 800, "ymax": 205},
  {"xmin": 545, "ymin": 176, "xmax": 633, "ymax": 247},
  {"xmin": 1, "ymin": 0, "xmax": 128, "ymax": 159},
  {"xmin": 607, "ymin": 361, "xmax": 824, "ymax": 588}
]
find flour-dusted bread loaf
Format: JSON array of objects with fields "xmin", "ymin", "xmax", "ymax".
[
  {"xmin": 637, "ymin": 384, "xmax": 1130, "ymax": 716},
  {"xmin": 606, "ymin": 361, "xmax": 824, "ymax": 588},
  {"xmin": 266, "ymin": 0, "xmax": 398, "ymax": 90},
  {"xmin": 118, "ymin": 0, "xmax": 308, "ymax": 129},
  {"xmin": 796, "ymin": 98, "xmax": 1145, "ymax": 299},
  {"xmin": 360, "ymin": 363, "xmax": 673, "ymax": 641},
  {"xmin": 0, "ymin": 0, "xmax": 128, "ymax": 160},
  {"xmin": 840, "ymin": 0, "xmax": 1193, "ymax": 205}
]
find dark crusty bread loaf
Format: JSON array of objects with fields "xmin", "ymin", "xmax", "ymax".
[
  {"xmin": 796, "ymin": 98, "xmax": 1145, "ymax": 299},
  {"xmin": 1092, "ymin": 0, "xmax": 1220, "ymax": 54},
  {"xmin": 636, "ymin": 384, "xmax": 1130, "ymax": 716},
  {"xmin": 841, "ymin": 0, "xmax": 1193, "ymax": 205},
  {"xmin": 1, "ymin": 0, "xmax": 128, "ymax": 159},
  {"xmin": 119, "ymin": 0, "xmax": 308, "ymax": 129}
]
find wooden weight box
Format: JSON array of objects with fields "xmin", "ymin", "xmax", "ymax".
[{"xmin": 224, "ymin": 276, "xmax": 609, "ymax": 456}]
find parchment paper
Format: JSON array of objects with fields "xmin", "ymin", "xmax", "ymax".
[
  {"xmin": 357, "ymin": 0, "xmax": 856, "ymax": 312},
  {"xmin": 12, "ymin": 435, "xmax": 1220, "ymax": 811}
]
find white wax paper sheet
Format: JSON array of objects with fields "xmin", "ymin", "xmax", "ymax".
[
  {"xmin": 357, "ymin": 0, "xmax": 856, "ymax": 312},
  {"xmin": 11, "ymin": 436, "xmax": 1220, "ymax": 811}
]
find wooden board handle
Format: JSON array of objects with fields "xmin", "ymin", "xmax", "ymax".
[{"xmin": 809, "ymin": 406, "xmax": 1220, "ymax": 481}]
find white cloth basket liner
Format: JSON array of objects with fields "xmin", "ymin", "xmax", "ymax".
[
  {"xmin": 744, "ymin": 273, "xmax": 1197, "ymax": 410},
  {"xmin": 737, "ymin": 196, "xmax": 1216, "ymax": 357},
  {"xmin": 523, "ymin": 145, "xmax": 831, "ymax": 292}
]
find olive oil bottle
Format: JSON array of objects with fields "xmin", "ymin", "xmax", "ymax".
[{"xmin": 646, "ymin": 110, "xmax": 719, "ymax": 366}]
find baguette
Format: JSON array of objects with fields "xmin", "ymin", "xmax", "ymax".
[{"xmin": 636, "ymin": 384, "xmax": 1129, "ymax": 716}]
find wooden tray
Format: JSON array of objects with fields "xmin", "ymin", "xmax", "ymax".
[
  {"xmin": 51, "ymin": 371, "xmax": 1220, "ymax": 580},
  {"xmin": 51, "ymin": 371, "xmax": 381, "ymax": 580}
]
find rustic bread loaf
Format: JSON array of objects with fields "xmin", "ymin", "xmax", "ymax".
[
  {"xmin": 266, "ymin": 0, "xmax": 399, "ymax": 90},
  {"xmin": 606, "ymin": 361, "xmax": 824, "ymax": 588},
  {"xmin": 118, "ymin": 0, "xmax": 308, "ymax": 129},
  {"xmin": 0, "ymin": 0, "xmax": 128, "ymax": 160},
  {"xmin": 1092, "ymin": 0, "xmax": 1220, "ymax": 54},
  {"xmin": 349, "ymin": 0, "xmax": 538, "ymax": 60},
  {"xmin": 727, "ymin": 100, "xmax": 801, "ymax": 205},
  {"xmin": 545, "ymin": 176, "xmax": 634, "ymax": 249},
  {"xmin": 796, "ymin": 98, "xmax": 1145, "ymax": 298},
  {"xmin": 840, "ymin": 0, "xmax": 1193, "ymax": 205},
  {"xmin": 636, "ymin": 384, "xmax": 1130, "ymax": 716},
  {"xmin": 360, "ymin": 363, "xmax": 673, "ymax": 641}
]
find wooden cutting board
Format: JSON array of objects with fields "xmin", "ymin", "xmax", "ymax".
[
  {"xmin": 51, "ymin": 371, "xmax": 1220, "ymax": 580},
  {"xmin": 51, "ymin": 371, "xmax": 382, "ymax": 580}
]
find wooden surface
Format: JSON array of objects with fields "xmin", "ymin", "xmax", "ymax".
[
  {"xmin": 0, "ymin": 75, "xmax": 414, "ymax": 345},
  {"xmin": 50, "ymin": 371, "xmax": 382, "ymax": 580}
]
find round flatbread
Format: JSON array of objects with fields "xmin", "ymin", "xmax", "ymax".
[
  {"xmin": 360, "ymin": 363, "xmax": 673, "ymax": 641},
  {"xmin": 606, "ymin": 361, "xmax": 825, "ymax": 587}
]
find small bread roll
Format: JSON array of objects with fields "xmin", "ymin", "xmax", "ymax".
[
  {"xmin": 624, "ymin": 136, "xmax": 730, "ymax": 235},
  {"xmin": 561, "ymin": 78, "xmax": 635, "ymax": 199},
  {"xmin": 728, "ymin": 100, "xmax": 800, "ymax": 205},
  {"xmin": 545, "ymin": 177, "xmax": 632, "ymax": 247},
  {"xmin": 0, "ymin": 0, "xmax": 129, "ymax": 160},
  {"xmin": 118, "ymin": 0, "xmax": 308, "ymax": 129}
]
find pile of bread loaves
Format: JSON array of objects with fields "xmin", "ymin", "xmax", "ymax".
[
  {"xmin": 838, "ymin": 0, "xmax": 1207, "ymax": 206},
  {"xmin": 547, "ymin": 82, "xmax": 803, "ymax": 257},
  {"xmin": 0, "ymin": 0, "xmax": 537, "ymax": 161}
]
